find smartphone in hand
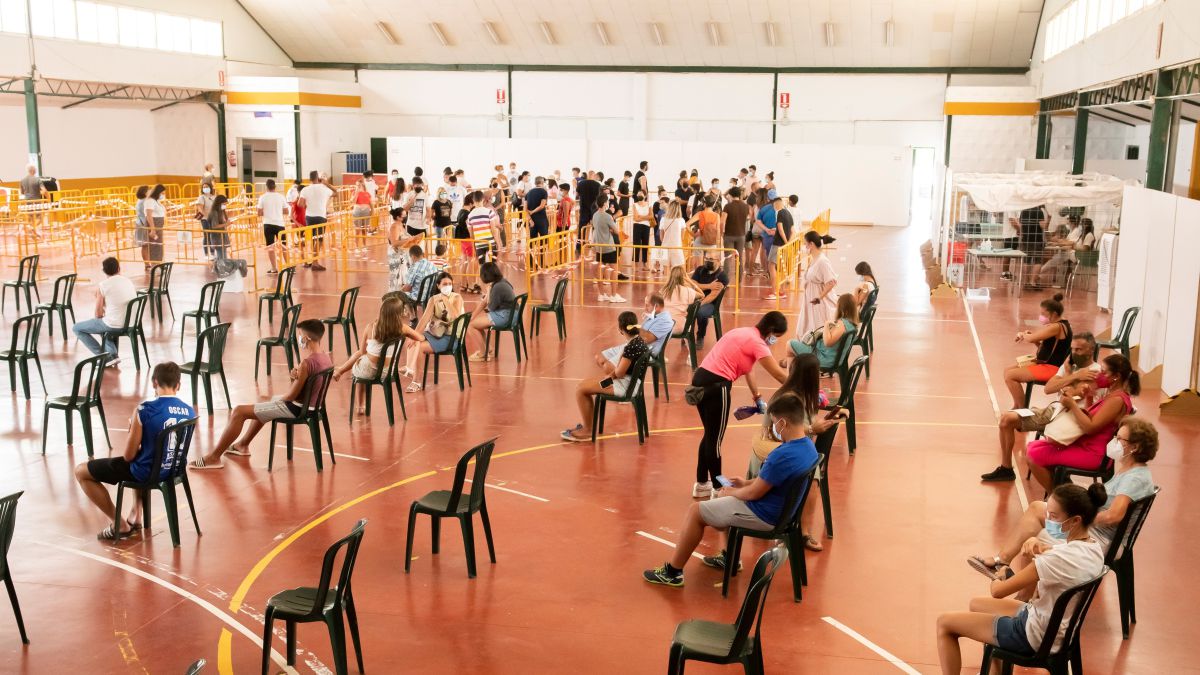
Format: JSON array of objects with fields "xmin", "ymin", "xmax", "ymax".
[
  {"xmin": 599, "ymin": 377, "xmax": 614, "ymax": 389},
  {"xmin": 714, "ymin": 475, "xmax": 733, "ymax": 489},
  {"xmin": 824, "ymin": 405, "xmax": 842, "ymax": 419}
]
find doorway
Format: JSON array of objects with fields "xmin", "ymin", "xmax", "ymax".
[
  {"xmin": 910, "ymin": 146, "xmax": 936, "ymax": 229},
  {"xmin": 238, "ymin": 138, "xmax": 281, "ymax": 187}
]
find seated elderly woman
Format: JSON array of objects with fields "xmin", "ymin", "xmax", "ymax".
[
  {"xmin": 1025, "ymin": 353, "xmax": 1139, "ymax": 492},
  {"xmin": 787, "ymin": 293, "xmax": 859, "ymax": 370},
  {"xmin": 562, "ymin": 311, "xmax": 649, "ymax": 443},
  {"xmin": 969, "ymin": 416, "xmax": 1158, "ymax": 582}
]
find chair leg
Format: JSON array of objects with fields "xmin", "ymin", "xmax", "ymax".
[
  {"xmin": 382, "ymin": 382, "xmax": 395, "ymax": 426},
  {"xmin": 285, "ymin": 618, "xmax": 297, "ymax": 666},
  {"xmin": 40, "ymin": 406, "xmax": 50, "ymax": 455},
  {"xmin": 479, "ymin": 500, "xmax": 497, "ymax": 563},
  {"xmin": 846, "ymin": 401, "xmax": 857, "ymax": 455},
  {"xmin": 785, "ymin": 530, "xmax": 805, "ymax": 602},
  {"xmin": 260, "ymin": 606, "xmax": 275, "ymax": 675},
  {"xmin": 218, "ymin": 371, "xmax": 232, "ymax": 409},
  {"xmin": 18, "ymin": 360, "xmax": 30, "ymax": 400},
  {"xmin": 161, "ymin": 484, "xmax": 182, "ymax": 547},
  {"xmin": 667, "ymin": 643, "xmax": 684, "ymax": 675},
  {"xmin": 404, "ymin": 505, "xmax": 418, "ymax": 573},
  {"xmin": 32, "ymin": 356, "xmax": 45, "ymax": 395},
  {"xmin": 344, "ymin": 590, "xmax": 365, "ymax": 673},
  {"xmin": 181, "ymin": 474, "xmax": 201, "ymax": 535},
  {"xmin": 348, "ymin": 383, "xmax": 357, "ymax": 426},
  {"xmin": 79, "ymin": 407, "xmax": 95, "ymax": 459},
  {"xmin": 325, "ymin": 611, "xmax": 350, "ymax": 675},
  {"xmin": 202, "ymin": 373, "xmax": 214, "ymax": 415},
  {"xmin": 460, "ymin": 514, "xmax": 478, "ymax": 578},
  {"xmin": 268, "ymin": 423, "xmax": 278, "ymax": 472},
  {"xmin": 2, "ymin": 571, "xmax": 29, "ymax": 644},
  {"xmin": 112, "ymin": 484, "xmax": 126, "ymax": 543},
  {"xmin": 431, "ymin": 516, "xmax": 441, "ymax": 554},
  {"xmin": 820, "ymin": 476, "xmax": 834, "ymax": 539},
  {"xmin": 309, "ymin": 421, "xmax": 325, "ymax": 472}
]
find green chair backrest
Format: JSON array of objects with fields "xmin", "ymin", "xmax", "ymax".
[
  {"xmin": 143, "ymin": 418, "xmax": 197, "ymax": 485},
  {"xmin": 198, "ymin": 280, "xmax": 224, "ymax": 314},
  {"xmin": 69, "ymin": 353, "xmax": 107, "ymax": 405},
  {"xmin": 711, "ymin": 286, "xmax": 728, "ymax": 311},
  {"xmin": 1075, "ymin": 250, "xmax": 1100, "ymax": 268},
  {"xmin": 275, "ymin": 266, "xmax": 295, "ymax": 296},
  {"xmin": 624, "ymin": 352, "xmax": 653, "ymax": 399},
  {"xmin": 415, "ymin": 274, "xmax": 438, "ymax": 305},
  {"xmin": 0, "ymin": 491, "xmax": 23, "ymax": 573},
  {"xmin": 836, "ymin": 355, "xmax": 869, "ymax": 408},
  {"xmin": 444, "ymin": 313, "xmax": 471, "ymax": 353},
  {"xmin": 17, "ymin": 255, "xmax": 38, "ymax": 284},
  {"xmin": 335, "ymin": 286, "xmax": 360, "ymax": 321},
  {"xmin": 120, "ymin": 295, "xmax": 148, "ymax": 330},
  {"xmin": 195, "ymin": 323, "xmax": 231, "ymax": 373},
  {"xmin": 443, "ymin": 438, "xmax": 500, "ymax": 515},
  {"xmin": 10, "ymin": 313, "xmax": 43, "ymax": 353},
  {"xmin": 306, "ymin": 519, "xmax": 368, "ymax": 622},
  {"xmin": 1115, "ymin": 306, "xmax": 1140, "ymax": 343},
  {"xmin": 675, "ymin": 299, "xmax": 702, "ymax": 338},
  {"xmin": 854, "ymin": 307, "xmax": 876, "ymax": 346},
  {"xmin": 727, "ymin": 545, "xmax": 789, "ymax": 659},
  {"xmin": 50, "ymin": 273, "xmax": 76, "ymax": 307},
  {"xmin": 278, "ymin": 303, "xmax": 303, "ymax": 342},
  {"xmin": 549, "ymin": 277, "xmax": 569, "ymax": 308},
  {"xmin": 830, "ymin": 325, "xmax": 858, "ymax": 370},
  {"xmin": 148, "ymin": 262, "xmax": 172, "ymax": 292},
  {"xmin": 293, "ymin": 366, "xmax": 334, "ymax": 416},
  {"xmin": 507, "ymin": 293, "xmax": 529, "ymax": 327}
]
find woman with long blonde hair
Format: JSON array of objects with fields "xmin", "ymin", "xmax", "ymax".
[
  {"xmin": 660, "ymin": 265, "xmax": 700, "ymax": 324},
  {"xmin": 334, "ymin": 297, "xmax": 421, "ymax": 415},
  {"xmin": 658, "ymin": 200, "xmax": 686, "ymax": 272}
]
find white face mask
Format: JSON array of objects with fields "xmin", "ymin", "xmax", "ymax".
[
  {"xmin": 765, "ymin": 335, "xmax": 778, "ymax": 345},
  {"xmin": 1106, "ymin": 437, "xmax": 1129, "ymax": 461},
  {"xmin": 439, "ymin": 285, "xmax": 453, "ymax": 296},
  {"xmin": 770, "ymin": 420, "xmax": 785, "ymax": 441}
]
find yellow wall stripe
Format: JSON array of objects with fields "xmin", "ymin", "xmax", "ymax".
[
  {"xmin": 225, "ymin": 91, "xmax": 362, "ymax": 108},
  {"xmin": 943, "ymin": 101, "xmax": 1040, "ymax": 116}
]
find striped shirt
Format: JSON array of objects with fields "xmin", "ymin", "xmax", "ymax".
[{"xmin": 468, "ymin": 206, "xmax": 496, "ymax": 245}]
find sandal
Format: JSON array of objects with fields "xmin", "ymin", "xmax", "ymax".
[
  {"xmin": 405, "ymin": 382, "xmax": 423, "ymax": 393},
  {"xmin": 189, "ymin": 458, "xmax": 225, "ymax": 470},
  {"xmin": 97, "ymin": 525, "xmax": 133, "ymax": 541},
  {"xmin": 802, "ymin": 534, "xmax": 824, "ymax": 552},
  {"xmin": 125, "ymin": 520, "xmax": 144, "ymax": 532},
  {"xmin": 225, "ymin": 447, "xmax": 251, "ymax": 457}
]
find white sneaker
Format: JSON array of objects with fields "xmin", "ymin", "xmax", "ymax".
[
  {"xmin": 609, "ymin": 294, "xmax": 627, "ymax": 303},
  {"xmin": 691, "ymin": 482, "xmax": 713, "ymax": 499},
  {"xmin": 597, "ymin": 293, "xmax": 611, "ymax": 303}
]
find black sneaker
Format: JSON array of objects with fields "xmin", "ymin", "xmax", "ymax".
[
  {"xmin": 643, "ymin": 564, "xmax": 684, "ymax": 587},
  {"xmin": 1000, "ymin": 272, "xmax": 1013, "ymax": 281},
  {"xmin": 980, "ymin": 466, "xmax": 1016, "ymax": 482},
  {"xmin": 701, "ymin": 552, "xmax": 742, "ymax": 572}
]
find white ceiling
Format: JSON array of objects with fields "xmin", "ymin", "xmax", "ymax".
[{"xmin": 239, "ymin": 0, "xmax": 1045, "ymax": 69}]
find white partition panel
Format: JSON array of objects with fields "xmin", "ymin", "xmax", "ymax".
[
  {"xmin": 1162, "ymin": 197, "xmax": 1200, "ymax": 395},
  {"xmin": 1112, "ymin": 186, "xmax": 1154, "ymax": 347},
  {"xmin": 1136, "ymin": 193, "xmax": 1178, "ymax": 375}
]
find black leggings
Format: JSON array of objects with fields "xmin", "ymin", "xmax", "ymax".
[
  {"xmin": 632, "ymin": 223, "xmax": 651, "ymax": 262},
  {"xmin": 692, "ymin": 367, "xmax": 732, "ymax": 484}
]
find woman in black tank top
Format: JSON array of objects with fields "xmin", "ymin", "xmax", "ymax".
[{"xmin": 1001, "ymin": 294, "xmax": 1071, "ymax": 408}]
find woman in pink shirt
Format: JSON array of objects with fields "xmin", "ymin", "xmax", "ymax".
[{"xmin": 684, "ymin": 312, "xmax": 789, "ymax": 498}]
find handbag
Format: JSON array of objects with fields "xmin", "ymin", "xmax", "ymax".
[
  {"xmin": 1043, "ymin": 401, "xmax": 1084, "ymax": 445},
  {"xmin": 800, "ymin": 327, "xmax": 823, "ymax": 346}
]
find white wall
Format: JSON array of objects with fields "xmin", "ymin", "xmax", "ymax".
[{"xmin": 948, "ymin": 116, "xmax": 1037, "ymax": 173}]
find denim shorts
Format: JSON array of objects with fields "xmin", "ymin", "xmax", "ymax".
[
  {"xmin": 426, "ymin": 332, "xmax": 457, "ymax": 354},
  {"xmin": 488, "ymin": 308, "xmax": 513, "ymax": 328},
  {"xmin": 993, "ymin": 606, "xmax": 1035, "ymax": 655}
]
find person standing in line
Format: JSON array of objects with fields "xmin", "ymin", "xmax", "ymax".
[
  {"xmin": 468, "ymin": 190, "xmax": 501, "ymax": 271},
  {"xmin": 633, "ymin": 161, "xmax": 649, "ymax": 206},
  {"xmin": 351, "ymin": 175, "xmax": 374, "ymax": 257},
  {"xmin": 576, "ymin": 170, "xmax": 602, "ymax": 231},
  {"xmin": 797, "ymin": 231, "xmax": 838, "ymax": 338},
  {"xmin": 133, "ymin": 185, "xmax": 152, "ymax": 270},
  {"xmin": 591, "ymin": 194, "xmax": 624, "ymax": 304},
  {"xmin": 286, "ymin": 178, "xmax": 306, "ymax": 230},
  {"xmin": 764, "ymin": 194, "xmax": 794, "ymax": 300},
  {"xmin": 19, "ymin": 164, "xmax": 46, "ymax": 200},
  {"xmin": 297, "ymin": 170, "xmax": 332, "ymax": 272},
  {"xmin": 786, "ymin": 194, "xmax": 803, "ymax": 232},
  {"xmin": 685, "ymin": 312, "xmax": 790, "ymax": 499},
  {"xmin": 617, "ymin": 171, "xmax": 632, "ymax": 218},
  {"xmin": 720, "ymin": 186, "xmax": 749, "ymax": 280},
  {"xmin": 431, "ymin": 188, "xmax": 453, "ymax": 240},
  {"xmin": 194, "ymin": 182, "xmax": 216, "ymax": 259},
  {"xmin": 659, "ymin": 201, "xmax": 686, "ymax": 272},
  {"xmin": 630, "ymin": 192, "xmax": 653, "ymax": 275},
  {"xmin": 556, "ymin": 183, "xmax": 575, "ymax": 234},
  {"xmin": 256, "ymin": 179, "xmax": 289, "ymax": 275},
  {"xmin": 144, "ymin": 184, "xmax": 166, "ymax": 269},
  {"xmin": 72, "ymin": 257, "xmax": 137, "ymax": 368},
  {"xmin": 386, "ymin": 168, "xmax": 400, "ymax": 196},
  {"xmin": 200, "ymin": 163, "xmax": 216, "ymax": 189},
  {"xmin": 446, "ymin": 174, "xmax": 466, "ymax": 218},
  {"xmin": 405, "ymin": 177, "xmax": 431, "ymax": 240},
  {"xmin": 525, "ymin": 176, "xmax": 550, "ymax": 268}
]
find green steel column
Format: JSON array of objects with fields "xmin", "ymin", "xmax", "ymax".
[
  {"xmin": 771, "ymin": 72, "xmax": 778, "ymax": 144},
  {"xmin": 943, "ymin": 115, "xmax": 953, "ymax": 166},
  {"xmin": 1146, "ymin": 69, "xmax": 1175, "ymax": 191},
  {"xmin": 293, "ymin": 104, "xmax": 302, "ymax": 180},
  {"xmin": 24, "ymin": 78, "xmax": 41, "ymax": 173},
  {"xmin": 1071, "ymin": 92, "xmax": 1088, "ymax": 175},
  {"xmin": 1036, "ymin": 112, "xmax": 1049, "ymax": 159},
  {"xmin": 217, "ymin": 102, "xmax": 228, "ymax": 182}
]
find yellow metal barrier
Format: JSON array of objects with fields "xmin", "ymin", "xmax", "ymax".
[
  {"xmin": 524, "ymin": 228, "xmax": 579, "ymax": 301},
  {"xmin": 771, "ymin": 237, "xmax": 804, "ymax": 307},
  {"xmin": 578, "ymin": 241, "xmax": 741, "ymax": 310},
  {"xmin": 810, "ymin": 208, "xmax": 831, "ymax": 237}
]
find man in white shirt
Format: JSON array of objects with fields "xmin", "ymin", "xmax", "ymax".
[
  {"xmin": 256, "ymin": 178, "xmax": 289, "ymax": 274},
  {"xmin": 786, "ymin": 195, "xmax": 803, "ymax": 236},
  {"xmin": 72, "ymin": 257, "xmax": 137, "ymax": 367},
  {"xmin": 298, "ymin": 170, "xmax": 333, "ymax": 271},
  {"xmin": 445, "ymin": 175, "xmax": 466, "ymax": 216},
  {"xmin": 507, "ymin": 163, "xmax": 519, "ymax": 194}
]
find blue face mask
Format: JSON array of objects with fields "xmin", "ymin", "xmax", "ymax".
[
  {"xmin": 1045, "ymin": 518, "xmax": 1068, "ymax": 540},
  {"xmin": 766, "ymin": 335, "xmax": 778, "ymax": 345}
]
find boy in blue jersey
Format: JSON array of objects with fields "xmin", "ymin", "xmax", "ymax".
[
  {"xmin": 74, "ymin": 362, "xmax": 196, "ymax": 540},
  {"xmin": 643, "ymin": 393, "xmax": 818, "ymax": 588}
]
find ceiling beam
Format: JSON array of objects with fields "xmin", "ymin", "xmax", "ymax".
[
  {"xmin": 61, "ymin": 85, "xmax": 129, "ymax": 110},
  {"xmin": 292, "ymin": 62, "xmax": 1029, "ymax": 75},
  {"xmin": 1088, "ymin": 110, "xmax": 1135, "ymax": 126}
]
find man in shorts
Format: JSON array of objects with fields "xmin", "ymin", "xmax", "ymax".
[
  {"xmin": 764, "ymin": 194, "xmax": 794, "ymax": 300},
  {"xmin": 298, "ymin": 171, "xmax": 333, "ymax": 271},
  {"xmin": 590, "ymin": 194, "xmax": 623, "ymax": 303},
  {"xmin": 643, "ymin": 393, "xmax": 818, "ymax": 587},
  {"xmin": 256, "ymin": 178, "xmax": 289, "ymax": 274},
  {"xmin": 74, "ymin": 362, "xmax": 195, "ymax": 540},
  {"xmin": 982, "ymin": 333, "xmax": 1102, "ymax": 482}
]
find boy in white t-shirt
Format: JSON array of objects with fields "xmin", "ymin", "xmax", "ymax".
[
  {"xmin": 72, "ymin": 257, "xmax": 137, "ymax": 367},
  {"xmin": 256, "ymin": 179, "xmax": 289, "ymax": 274}
]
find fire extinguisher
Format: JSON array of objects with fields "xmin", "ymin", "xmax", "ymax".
[{"xmin": 227, "ymin": 150, "xmax": 237, "ymax": 168}]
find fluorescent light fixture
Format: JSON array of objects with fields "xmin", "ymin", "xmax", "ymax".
[
  {"xmin": 539, "ymin": 21, "xmax": 556, "ymax": 45},
  {"xmin": 595, "ymin": 22, "xmax": 610, "ymax": 46},
  {"xmin": 430, "ymin": 22, "xmax": 450, "ymax": 46},
  {"xmin": 707, "ymin": 22, "xmax": 721, "ymax": 46},
  {"xmin": 823, "ymin": 21, "xmax": 835, "ymax": 47},
  {"xmin": 376, "ymin": 21, "xmax": 398, "ymax": 45},
  {"xmin": 484, "ymin": 21, "xmax": 503, "ymax": 45},
  {"xmin": 765, "ymin": 22, "xmax": 777, "ymax": 46},
  {"xmin": 651, "ymin": 22, "xmax": 664, "ymax": 46},
  {"xmin": 885, "ymin": 19, "xmax": 894, "ymax": 46}
]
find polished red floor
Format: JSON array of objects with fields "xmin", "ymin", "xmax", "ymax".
[{"xmin": 0, "ymin": 225, "xmax": 1195, "ymax": 674}]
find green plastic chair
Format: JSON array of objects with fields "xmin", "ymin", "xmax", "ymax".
[
  {"xmin": 591, "ymin": 353, "xmax": 652, "ymax": 444},
  {"xmin": 256, "ymin": 304, "xmax": 303, "ymax": 378},
  {"xmin": 853, "ymin": 305, "xmax": 877, "ymax": 378},
  {"xmin": 349, "ymin": 338, "xmax": 407, "ymax": 426},
  {"xmin": 321, "ymin": 286, "xmax": 360, "ymax": 357},
  {"xmin": 258, "ymin": 266, "xmax": 295, "ymax": 326},
  {"xmin": 422, "ymin": 313, "xmax": 472, "ymax": 391},
  {"xmin": 812, "ymin": 423, "xmax": 840, "ymax": 539},
  {"xmin": 669, "ymin": 545, "xmax": 788, "ymax": 675},
  {"xmin": 180, "ymin": 323, "xmax": 232, "ymax": 414},
  {"xmin": 0, "ymin": 491, "xmax": 29, "ymax": 644},
  {"xmin": 832, "ymin": 355, "xmax": 868, "ymax": 455},
  {"xmin": 404, "ymin": 438, "xmax": 499, "ymax": 578},
  {"xmin": 180, "ymin": 280, "xmax": 224, "ymax": 348},
  {"xmin": 1097, "ymin": 306, "xmax": 1140, "ymax": 359},
  {"xmin": 531, "ymin": 277, "xmax": 569, "ymax": 340},
  {"xmin": 671, "ymin": 299, "xmax": 702, "ymax": 370},
  {"xmin": 267, "ymin": 367, "xmax": 336, "ymax": 472},
  {"xmin": 107, "ymin": 295, "xmax": 151, "ymax": 370},
  {"xmin": 42, "ymin": 353, "xmax": 110, "ymax": 457},
  {"xmin": 112, "ymin": 418, "xmax": 200, "ymax": 548},
  {"xmin": 0, "ymin": 313, "xmax": 47, "ymax": 399},
  {"xmin": 414, "ymin": 272, "xmax": 439, "ymax": 313},
  {"xmin": 1104, "ymin": 488, "xmax": 1159, "ymax": 640},
  {"xmin": 708, "ymin": 286, "xmax": 728, "ymax": 341},
  {"xmin": 35, "ymin": 273, "xmax": 76, "ymax": 338},
  {"xmin": 485, "ymin": 293, "xmax": 529, "ymax": 362},
  {"xmin": 262, "ymin": 520, "xmax": 366, "ymax": 675},
  {"xmin": 821, "ymin": 325, "xmax": 858, "ymax": 393},
  {"xmin": 650, "ymin": 319, "xmax": 680, "ymax": 400},
  {"xmin": 137, "ymin": 262, "xmax": 175, "ymax": 321},
  {"xmin": 1066, "ymin": 249, "xmax": 1100, "ymax": 296},
  {"xmin": 1, "ymin": 255, "xmax": 39, "ymax": 314},
  {"xmin": 720, "ymin": 460, "xmax": 820, "ymax": 603}
]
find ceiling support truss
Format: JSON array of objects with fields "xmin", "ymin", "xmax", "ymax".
[{"xmin": 0, "ymin": 77, "xmax": 219, "ymax": 104}]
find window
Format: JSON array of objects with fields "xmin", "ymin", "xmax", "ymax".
[
  {"xmin": 0, "ymin": 0, "xmax": 27, "ymax": 35},
  {"xmin": 1044, "ymin": 0, "xmax": 1159, "ymax": 60},
  {"xmin": 3, "ymin": 1, "xmax": 221, "ymax": 57},
  {"xmin": 95, "ymin": 3, "xmax": 117, "ymax": 43}
]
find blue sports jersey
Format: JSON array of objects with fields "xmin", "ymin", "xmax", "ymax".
[
  {"xmin": 747, "ymin": 437, "xmax": 818, "ymax": 525},
  {"xmin": 130, "ymin": 396, "xmax": 196, "ymax": 482}
]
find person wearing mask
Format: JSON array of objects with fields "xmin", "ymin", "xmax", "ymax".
[
  {"xmin": 525, "ymin": 177, "xmax": 551, "ymax": 258},
  {"xmin": 556, "ymin": 183, "xmax": 574, "ymax": 234},
  {"xmin": 658, "ymin": 200, "xmax": 686, "ymax": 272},
  {"xmin": 1035, "ymin": 217, "xmax": 1096, "ymax": 288},
  {"xmin": 403, "ymin": 272, "xmax": 464, "ymax": 391},
  {"xmin": 709, "ymin": 179, "xmax": 725, "ymax": 212},
  {"xmin": 617, "ymin": 171, "xmax": 632, "ymax": 218},
  {"xmin": 788, "ymin": 293, "xmax": 859, "ymax": 370},
  {"xmin": 388, "ymin": 177, "xmax": 408, "ymax": 222},
  {"xmin": 194, "ymin": 182, "xmax": 216, "ymax": 259},
  {"xmin": 207, "ymin": 193, "xmax": 230, "ymax": 264},
  {"xmin": 1026, "ymin": 354, "xmax": 1139, "ymax": 492},
  {"xmin": 643, "ymin": 393, "xmax": 819, "ymax": 587},
  {"xmin": 387, "ymin": 207, "xmax": 424, "ymax": 295},
  {"xmin": 634, "ymin": 161, "xmax": 649, "ymax": 203},
  {"xmin": 786, "ymin": 194, "xmax": 802, "ymax": 230},
  {"xmin": 720, "ymin": 187, "xmax": 749, "ymax": 279},
  {"xmin": 686, "ymin": 194, "xmax": 721, "ymax": 261},
  {"xmin": 74, "ymin": 362, "xmax": 195, "ymax": 539},
  {"xmin": 386, "ymin": 169, "xmax": 401, "ymax": 196},
  {"xmin": 402, "ymin": 245, "xmax": 438, "ymax": 305},
  {"xmin": 467, "ymin": 190, "xmax": 501, "ymax": 269},
  {"xmin": 200, "ymin": 163, "xmax": 216, "ymax": 189},
  {"xmin": 445, "ymin": 174, "xmax": 466, "ymax": 216},
  {"xmin": 752, "ymin": 190, "xmax": 778, "ymax": 283},
  {"xmin": 691, "ymin": 252, "xmax": 728, "ymax": 349},
  {"xmin": 298, "ymin": 171, "xmax": 333, "ymax": 272},
  {"xmin": 561, "ymin": 310, "xmax": 651, "ymax": 443},
  {"xmin": 853, "ymin": 261, "xmax": 878, "ymax": 310},
  {"xmin": 797, "ymin": 231, "xmax": 838, "ymax": 337},
  {"xmin": 256, "ymin": 179, "xmax": 289, "ymax": 274},
  {"xmin": 466, "ymin": 262, "xmax": 516, "ymax": 362},
  {"xmin": 685, "ymin": 312, "xmax": 790, "ymax": 499},
  {"xmin": 72, "ymin": 257, "xmax": 137, "ymax": 367},
  {"xmin": 576, "ymin": 171, "xmax": 602, "ymax": 231},
  {"xmin": 936, "ymin": 483, "xmax": 1107, "ymax": 675},
  {"xmin": 590, "ymin": 194, "xmax": 624, "ymax": 303},
  {"xmin": 431, "ymin": 187, "xmax": 453, "ymax": 240},
  {"xmin": 133, "ymin": 185, "xmax": 152, "ymax": 270},
  {"xmin": 972, "ymin": 416, "xmax": 1157, "ymax": 581},
  {"xmin": 405, "ymin": 177, "xmax": 431, "ymax": 239},
  {"xmin": 660, "ymin": 265, "xmax": 700, "ymax": 325},
  {"xmin": 982, "ymin": 333, "xmax": 1102, "ymax": 482},
  {"xmin": 351, "ymin": 176, "xmax": 374, "ymax": 256},
  {"xmin": 191, "ymin": 319, "xmax": 334, "ymax": 469},
  {"xmin": 630, "ymin": 192, "xmax": 653, "ymax": 274},
  {"xmin": 334, "ymin": 297, "xmax": 419, "ymax": 416},
  {"xmin": 764, "ymin": 194, "xmax": 794, "ymax": 300},
  {"xmin": 1001, "ymin": 294, "xmax": 1072, "ymax": 409}
]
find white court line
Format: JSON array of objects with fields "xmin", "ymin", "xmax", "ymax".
[
  {"xmin": 822, "ymin": 617, "xmax": 923, "ymax": 675},
  {"xmin": 634, "ymin": 530, "xmax": 706, "ymax": 561},
  {"xmin": 464, "ymin": 479, "xmax": 549, "ymax": 502},
  {"xmin": 281, "ymin": 445, "xmax": 370, "ymax": 461},
  {"xmin": 41, "ymin": 542, "xmax": 299, "ymax": 673},
  {"xmin": 961, "ymin": 294, "xmax": 1030, "ymax": 511}
]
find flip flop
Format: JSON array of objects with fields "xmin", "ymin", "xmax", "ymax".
[
  {"xmin": 560, "ymin": 430, "xmax": 589, "ymax": 443},
  {"xmin": 225, "ymin": 448, "xmax": 251, "ymax": 457},
  {"xmin": 97, "ymin": 525, "xmax": 133, "ymax": 541},
  {"xmin": 189, "ymin": 458, "xmax": 225, "ymax": 470},
  {"xmin": 802, "ymin": 534, "xmax": 824, "ymax": 552}
]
